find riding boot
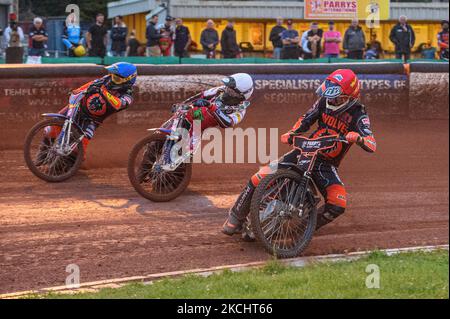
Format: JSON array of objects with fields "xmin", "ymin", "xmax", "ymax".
[
  {"xmin": 316, "ymin": 204, "xmax": 345, "ymax": 230},
  {"xmin": 222, "ymin": 182, "xmax": 255, "ymax": 236}
]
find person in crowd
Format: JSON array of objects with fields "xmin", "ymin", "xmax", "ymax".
[
  {"xmin": 305, "ymin": 22, "xmax": 323, "ymax": 59},
  {"xmin": 159, "ymin": 25, "xmax": 173, "ymax": 57},
  {"xmin": 200, "ymin": 19, "xmax": 219, "ymax": 59},
  {"xmin": 174, "ymin": 18, "xmax": 191, "ymax": 58},
  {"xmin": 126, "ymin": 31, "xmax": 141, "ymax": 57},
  {"xmin": 365, "ymin": 44, "xmax": 379, "ymax": 59},
  {"xmin": 62, "ymin": 11, "xmax": 84, "ymax": 57},
  {"xmin": 437, "ymin": 20, "xmax": 449, "ymax": 60},
  {"xmin": 343, "ymin": 19, "xmax": 366, "ymax": 59},
  {"xmin": 366, "ymin": 33, "xmax": 384, "ymax": 59},
  {"xmin": 301, "ymin": 28, "xmax": 311, "ymax": 59},
  {"xmin": 110, "ymin": 16, "xmax": 128, "ymax": 57},
  {"xmin": 161, "ymin": 16, "xmax": 175, "ymax": 56},
  {"xmin": 86, "ymin": 13, "xmax": 108, "ymax": 58},
  {"xmin": 323, "ymin": 21, "xmax": 341, "ymax": 58},
  {"xmin": 146, "ymin": 14, "xmax": 162, "ymax": 57},
  {"xmin": 3, "ymin": 14, "xmax": 24, "ymax": 48},
  {"xmin": 281, "ymin": 19, "xmax": 300, "ymax": 59},
  {"xmin": 221, "ymin": 20, "xmax": 240, "ymax": 59},
  {"xmin": 269, "ymin": 17, "xmax": 286, "ymax": 59},
  {"xmin": 389, "ymin": 15, "xmax": 415, "ymax": 62},
  {"xmin": 28, "ymin": 17, "xmax": 48, "ymax": 57},
  {"xmin": 419, "ymin": 41, "xmax": 437, "ymax": 60}
]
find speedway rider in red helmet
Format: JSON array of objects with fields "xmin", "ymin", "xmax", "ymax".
[{"xmin": 223, "ymin": 69, "xmax": 377, "ymax": 236}]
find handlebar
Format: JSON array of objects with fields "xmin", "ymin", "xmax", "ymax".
[{"xmin": 171, "ymin": 103, "xmax": 193, "ymax": 113}]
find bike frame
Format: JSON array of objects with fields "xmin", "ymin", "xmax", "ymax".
[
  {"xmin": 279, "ymin": 134, "xmax": 345, "ymax": 216},
  {"xmin": 42, "ymin": 91, "xmax": 87, "ymax": 156}
]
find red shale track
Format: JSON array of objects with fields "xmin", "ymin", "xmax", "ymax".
[{"xmin": 0, "ymin": 117, "xmax": 448, "ymax": 294}]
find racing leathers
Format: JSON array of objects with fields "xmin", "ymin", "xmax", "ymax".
[
  {"xmin": 224, "ymin": 97, "xmax": 376, "ymax": 234},
  {"xmin": 45, "ymin": 75, "xmax": 134, "ymax": 154},
  {"xmin": 163, "ymin": 85, "xmax": 249, "ymax": 154},
  {"xmin": 186, "ymin": 85, "xmax": 248, "ymax": 130}
]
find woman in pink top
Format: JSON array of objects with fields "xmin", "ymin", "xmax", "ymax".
[{"xmin": 323, "ymin": 21, "xmax": 342, "ymax": 58}]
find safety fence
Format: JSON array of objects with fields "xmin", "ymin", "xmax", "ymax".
[
  {"xmin": 1, "ymin": 56, "xmax": 449, "ymax": 66},
  {"xmin": 0, "ymin": 62, "xmax": 447, "ymax": 150}
]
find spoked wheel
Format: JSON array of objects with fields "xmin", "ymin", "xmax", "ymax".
[
  {"xmin": 250, "ymin": 169, "xmax": 317, "ymax": 258},
  {"xmin": 127, "ymin": 133, "xmax": 192, "ymax": 202},
  {"xmin": 23, "ymin": 118, "xmax": 84, "ymax": 182}
]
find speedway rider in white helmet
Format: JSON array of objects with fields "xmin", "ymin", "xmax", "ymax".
[{"xmin": 183, "ymin": 72, "xmax": 254, "ymax": 130}]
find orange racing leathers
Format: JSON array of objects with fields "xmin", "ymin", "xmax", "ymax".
[
  {"xmin": 226, "ymin": 97, "xmax": 376, "ymax": 230},
  {"xmin": 46, "ymin": 75, "xmax": 134, "ymax": 154}
]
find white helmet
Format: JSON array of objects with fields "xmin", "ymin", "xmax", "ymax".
[{"xmin": 222, "ymin": 73, "xmax": 254, "ymax": 100}]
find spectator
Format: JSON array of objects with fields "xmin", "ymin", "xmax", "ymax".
[
  {"xmin": 269, "ymin": 17, "xmax": 286, "ymax": 59},
  {"xmin": 366, "ymin": 33, "xmax": 384, "ymax": 59},
  {"xmin": 86, "ymin": 13, "xmax": 108, "ymax": 58},
  {"xmin": 62, "ymin": 12, "xmax": 84, "ymax": 56},
  {"xmin": 389, "ymin": 15, "xmax": 415, "ymax": 62},
  {"xmin": 159, "ymin": 25, "xmax": 173, "ymax": 57},
  {"xmin": 301, "ymin": 29, "xmax": 310, "ymax": 59},
  {"xmin": 146, "ymin": 14, "xmax": 162, "ymax": 57},
  {"xmin": 419, "ymin": 41, "xmax": 437, "ymax": 60},
  {"xmin": 343, "ymin": 19, "xmax": 366, "ymax": 59},
  {"xmin": 28, "ymin": 17, "xmax": 48, "ymax": 57},
  {"xmin": 323, "ymin": 21, "xmax": 341, "ymax": 58},
  {"xmin": 161, "ymin": 16, "xmax": 175, "ymax": 56},
  {"xmin": 110, "ymin": 16, "xmax": 128, "ymax": 57},
  {"xmin": 126, "ymin": 31, "xmax": 141, "ymax": 57},
  {"xmin": 3, "ymin": 18, "xmax": 24, "ymax": 48},
  {"xmin": 281, "ymin": 19, "xmax": 300, "ymax": 59},
  {"xmin": 221, "ymin": 20, "xmax": 240, "ymax": 59},
  {"xmin": 437, "ymin": 20, "xmax": 449, "ymax": 60},
  {"xmin": 174, "ymin": 18, "xmax": 191, "ymax": 58},
  {"xmin": 365, "ymin": 44, "xmax": 379, "ymax": 60},
  {"xmin": 305, "ymin": 22, "xmax": 323, "ymax": 59},
  {"xmin": 200, "ymin": 19, "xmax": 219, "ymax": 59}
]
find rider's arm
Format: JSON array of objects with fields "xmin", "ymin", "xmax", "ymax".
[
  {"xmin": 100, "ymin": 86, "xmax": 133, "ymax": 111},
  {"xmin": 348, "ymin": 114, "xmax": 377, "ymax": 153},
  {"xmin": 281, "ymin": 99, "xmax": 321, "ymax": 144},
  {"xmin": 209, "ymin": 103, "xmax": 246, "ymax": 128}
]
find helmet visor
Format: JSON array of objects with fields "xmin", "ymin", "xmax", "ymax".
[{"xmin": 111, "ymin": 73, "xmax": 136, "ymax": 85}]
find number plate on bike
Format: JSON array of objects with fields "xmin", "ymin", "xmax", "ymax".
[{"xmin": 293, "ymin": 135, "xmax": 339, "ymax": 153}]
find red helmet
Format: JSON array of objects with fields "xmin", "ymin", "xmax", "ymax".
[{"xmin": 316, "ymin": 69, "xmax": 360, "ymax": 114}]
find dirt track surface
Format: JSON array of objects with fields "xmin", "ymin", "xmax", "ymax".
[{"xmin": 0, "ymin": 118, "xmax": 449, "ymax": 294}]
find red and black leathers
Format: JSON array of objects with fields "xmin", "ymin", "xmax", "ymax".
[{"xmin": 225, "ymin": 97, "xmax": 376, "ymax": 232}]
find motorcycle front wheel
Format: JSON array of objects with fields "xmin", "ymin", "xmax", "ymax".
[
  {"xmin": 249, "ymin": 169, "xmax": 317, "ymax": 258},
  {"xmin": 23, "ymin": 118, "xmax": 84, "ymax": 182},
  {"xmin": 127, "ymin": 133, "xmax": 192, "ymax": 202}
]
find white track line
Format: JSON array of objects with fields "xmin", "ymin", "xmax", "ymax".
[{"xmin": 1, "ymin": 244, "xmax": 448, "ymax": 299}]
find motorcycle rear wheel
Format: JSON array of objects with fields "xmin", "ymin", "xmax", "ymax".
[
  {"xmin": 23, "ymin": 118, "xmax": 84, "ymax": 182},
  {"xmin": 249, "ymin": 169, "xmax": 317, "ymax": 258},
  {"xmin": 127, "ymin": 133, "xmax": 192, "ymax": 202}
]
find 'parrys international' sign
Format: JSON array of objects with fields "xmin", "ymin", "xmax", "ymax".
[{"xmin": 304, "ymin": 0, "xmax": 390, "ymax": 21}]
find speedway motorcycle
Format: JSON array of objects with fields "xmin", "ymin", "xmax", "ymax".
[
  {"xmin": 248, "ymin": 134, "xmax": 348, "ymax": 258},
  {"xmin": 23, "ymin": 89, "xmax": 89, "ymax": 182},
  {"xmin": 127, "ymin": 100, "xmax": 250, "ymax": 202}
]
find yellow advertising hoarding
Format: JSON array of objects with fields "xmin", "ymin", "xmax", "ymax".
[{"xmin": 304, "ymin": 0, "xmax": 390, "ymax": 21}]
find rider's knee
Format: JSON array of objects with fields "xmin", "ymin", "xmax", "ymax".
[
  {"xmin": 250, "ymin": 166, "xmax": 275, "ymax": 187},
  {"xmin": 325, "ymin": 184, "xmax": 347, "ymax": 209}
]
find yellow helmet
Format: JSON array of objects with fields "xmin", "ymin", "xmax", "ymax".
[{"xmin": 73, "ymin": 45, "xmax": 86, "ymax": 57}]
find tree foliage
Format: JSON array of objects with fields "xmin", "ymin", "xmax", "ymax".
[{"xmin": 19, "ymin": 0, "xmax": 115, "ymax": 22}]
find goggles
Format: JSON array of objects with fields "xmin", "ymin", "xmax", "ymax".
[{"xmin": 111, "ymin": 73, "xmax": 136, "ymax": 85}]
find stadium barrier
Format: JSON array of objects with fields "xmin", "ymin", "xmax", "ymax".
[{"xmin": 0, "ymin": 62, "xmax": 447, "ymax": 149}]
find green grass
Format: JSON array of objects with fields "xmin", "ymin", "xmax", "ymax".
[{"xmin": 37, "ymin": 250, "xmax": 448, "ymax": 299}]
